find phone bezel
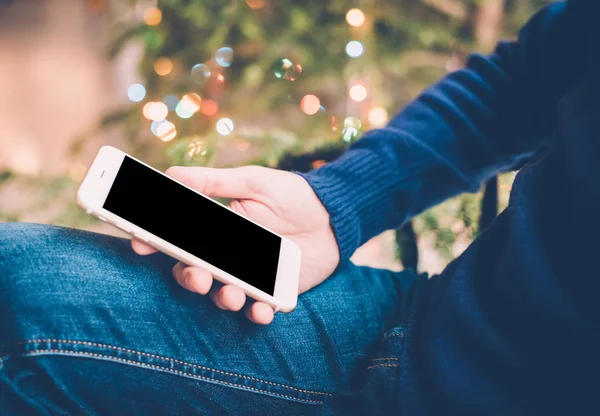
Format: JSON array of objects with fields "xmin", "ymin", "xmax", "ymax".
[{"xmin": 77, "ymin": 146, "xmax": 300, "ymax": 312}]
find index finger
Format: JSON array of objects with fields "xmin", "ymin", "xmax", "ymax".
[{"xmin": 131, "ymin": 238, "xmax": 158, "ymax": 255}]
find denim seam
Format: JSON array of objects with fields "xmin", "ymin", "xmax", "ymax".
[
  {"xmin": 371, "ymin": 357, "xmax": 399, "ymax": 362},
  {"xmin": 1, "ymin": 339, "xmax": 332, "ymax": 397},
  {"xmin": 367, "ymin": 363, "xmax": 399, "ymax": 370},
  {"xmin": 1, "ymin": 349, "xmax": 326, "ymax": 405}
]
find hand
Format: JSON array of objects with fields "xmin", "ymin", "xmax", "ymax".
[{"xmin": 132, "ymin": 165, "xmax": 340, "ymax": 325}]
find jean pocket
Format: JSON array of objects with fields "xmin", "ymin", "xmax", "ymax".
[{"xmin": 366, "ymin": 326, "xmax": 405, "ymax": 371}]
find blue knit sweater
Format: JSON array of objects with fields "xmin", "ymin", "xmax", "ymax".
[{"xmin": 306, "ymin": 0, "xmax": 600, "ymax": 413}]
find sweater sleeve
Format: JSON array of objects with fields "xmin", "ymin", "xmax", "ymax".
[{"xmin": 302, "ymin": 1, "xmax": 586, "ymax": 262}]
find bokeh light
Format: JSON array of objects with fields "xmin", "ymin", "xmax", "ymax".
[
  {"xmin": 216, "ymin": 118, "xmax": 235, "ymax": 135},
  {"xmin": 154, "ymin": 57, "xmax": 173, "ymax": 76},
  {"xmin": 216, "ymin": 73, "xmax": 225, "ymax": 83},
  {"xmin": 143, "ymin": 102, "xmax": 168, "ymax": 121},
  {"xmin": 216, "ymin": 47, "xmax": 234, "ymax": 67},
  {"xmin": 151, "ymin": 119, "xmax": 166, "ymax": 136},
  {"xmin": 127, "ymin": 83, "xmax": 146, "ymax": 102},
  {"xmin": 368, "ymin": 107, "xmax": 389, "ymax": 127},
  {"xmin": 344, "ymin": 116, "xmax": 362, "ymax": 130},
  {"xmin": 345, "ymin": 41, "xmax": 364, "ymax": 58},
  {"xmin": 346, "ymin": 8, "xmax": 365, "ymax": 27},
  {"xmin": 300, "ymin": 94, "xmax": 320, "ymax": 115},
  {"xmin": 163, "ymin": 94, "xmax": 179, "ymax": 111},
  {"xmin": 175, "ymin": 93, "xmax": 201, "ymax": 119},
  {"xmin": 157, "ymin": 121, "xmax": 177, "ymax": 141},
  {"xmin": 273, "ymin": 58, "xmax": 302, "ymax": 81},
  {"xmin": 245, "ymin": 0, "xmax": 265, "ymax": 9},
  {"xmin": 201, "ymin": 99, "xmax": 219, "ymax": 116},
  {"xmin": 144, "ymin": 7, "xmax": 162, "ymax": 26},
  {"xmin": 191, "ymin": 64, "xmax": 211, "ymax": 83},
  {"xmin": 175, "ymin": 102, "xmax": 194, "ymax": 119},
  {"xmin": 349, "ymin": 84, "xmax": 368, "ymax": 102}
]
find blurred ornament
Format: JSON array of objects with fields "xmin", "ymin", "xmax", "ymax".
[
  {"xmin": 163, "ymin": 94, "xmax": 179, "ymax": 111},
  {"xmin": 201, "ymin": 99, "xmax": 219, "ymax": 116},
  {"xmin": 127, "ymin": 83, "xmax": 146, "ymax": 102},
  {"xmin": 216, "ymin": 118, "xmax": 235, "ymax": 135},
  {"xmin": 342, "ymin": 116, "xmax": 362, "ymax": 142},
  {"xmin": 346, "ymin": 9, "xmax": 365, "ymax": 27},
  {"xmin": 216, "ymin": 73, "xmax": 225, "ymax": 83},
  {"xmin": 342, "ymin": 127, "xmax": 359, "ymax": 142},
  {"xmin": 157, "ymin": 121, "xmax": 176, "ymax": 141},
  {"xmin": 312, "ymin": 160, "xmax": 327, "ymax": 169},
  {"xmin": 144, "ymin": 7, "xmax": 162, "ymax": 26},
  {"xmin": 345, "ymin": 41, "xmax": 364, "ymax": 58},
  {"xmin": 191, "ymin": 64, "xmax": 211, "ymax": 83},
  {"xmin": 215, "ymin": 47, "xmax": 234, "ymax": 67},
  {"xmin": 272, "ymin": 59, "xmax": 302, "ymax": 81},
  {"xmin": 300, "ymin": 94, "xmax": 320, "ymax": 115},
  {"xmin": 143, "ymin": 102, "xmax": 168, "ymax": 121},
  {"xmin": 349, "ymin": 84, "xmax": 368, "ymax": 102},
  {"xmin": 154, "ymin": 57, "xmax": 173, "ymax": 76},
  {"xmin": 245, "ymin": 0, "xmax": 265, "ymax": 9},
  {"xmin": 368, "ymin": 107, "xmax": 388, "ymax": 127}
]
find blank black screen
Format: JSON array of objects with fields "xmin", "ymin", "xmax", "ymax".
[{"xmin": 103, "ymin": 156, "xmax": 281, "ymax": 295}]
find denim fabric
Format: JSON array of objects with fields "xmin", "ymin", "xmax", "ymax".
[{"xmin": 0, "ymin": 223, "xmax": 416, "ymax": 415}]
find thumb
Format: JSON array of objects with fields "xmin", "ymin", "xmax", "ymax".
[{"xmin": 165, "ymin": 166, "xmax": 258, "ymax": 199}]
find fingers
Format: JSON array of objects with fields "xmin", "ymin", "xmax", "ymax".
[
  {"xmin": 165, "ymin": 166, "xmax": 261, "ymax": 199},
  {"xmin": 172, "ymin": 262, "xmax": 213, "ymax": 295},
  {"xmin": 245, "ymin": 302, "xmax": 275, "ymax": 325},
  {"xmin": 171, "ymin": 262, "xmax": 275, "ymax": 324},
  {"xmin": 131, "ymin": 238, "xmax": 158, "ymax": 255}
]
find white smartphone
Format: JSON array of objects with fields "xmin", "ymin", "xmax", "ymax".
[{"xmin": 77, "ymin": 146, "xmax": 301, "ymax": 312}]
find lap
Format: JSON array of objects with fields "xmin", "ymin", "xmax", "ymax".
[{"xmin": 0, "ymin": 223, "xmax": 413, "ymax": 415}]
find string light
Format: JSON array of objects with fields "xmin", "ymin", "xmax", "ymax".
[
  {"xmin": 349, "ymin": 84, "xmax": 368, "ymax": 102},
  {"xmin": 368, "ymin": 107, "xmax": 389, "ymax": 127},
  {"xmin": 216, "ymin": 118, "xmax": 235, "ymax": 135},
  {"xmin": 216, "ymin": 73, "xmax": 225, "ymax": 83},
  {"xmin": 345, "ymin": 41, "xmax": 364, "ymax": 58},
  {"xmin": 300, "ymin": 94, "xmax": 320, "ymax": 115},
  {"xmin": 346, "ymin": 9, "xmax": 365, "ymax": 27},
  {"xmin": 154, "ymin": 57, "xmax": 173, "ymax": 76},
  {"xmin": 127, "ymin": 83, "xmax": 146, "ymax": 102},
  {"xmin": 144, "ymin": 7, "xmax": 162, "ymax": 26},
  {"xmin": 201, "ymin": 99, "xmax": 219, "ymax": 116},
  {"xmin": 143, "ymin": 102, "xmax": 168, "ymax": 121}
]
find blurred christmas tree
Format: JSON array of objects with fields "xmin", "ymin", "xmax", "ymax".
[{"xmin": 88, "ymin": 0, "xmax": 551, "ymax": 269}]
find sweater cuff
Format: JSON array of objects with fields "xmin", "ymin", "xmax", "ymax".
[{"xmin": 297, "ymin": 170, "xmax": 362, "ymax": 263}]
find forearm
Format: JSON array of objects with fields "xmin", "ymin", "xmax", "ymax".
[{"xmin": 304, "ymin": 1, "xmax": 582, "ymax": 261}]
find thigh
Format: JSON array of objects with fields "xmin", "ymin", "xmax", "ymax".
[{"xmin": 0, "ymin": 223, "xmax": 413, "ymax": 415}]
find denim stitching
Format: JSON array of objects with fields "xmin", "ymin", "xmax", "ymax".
[
  {"xmin": 2, "ymin": 339, "xmax": 332, "ymax": 397},
  {"xmin": 2, "ymin": 349, "xmax": 326, "ymax": 405},
  {"xmin": 370, "ymin": 357, "xmax": 399, "ymax": 362},
  {"xmin": 367, "ymin": 363, "xmax": 398, "ymax": 370}
]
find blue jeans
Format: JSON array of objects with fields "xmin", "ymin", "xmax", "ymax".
[{"xmin": 0, "ymin": 223, "xmax": 418, "ymax": 415}]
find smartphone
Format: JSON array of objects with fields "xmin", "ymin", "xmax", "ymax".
[{"xmin": 77, "ymin": 146, "xmax": 301, "ymax": 312}]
